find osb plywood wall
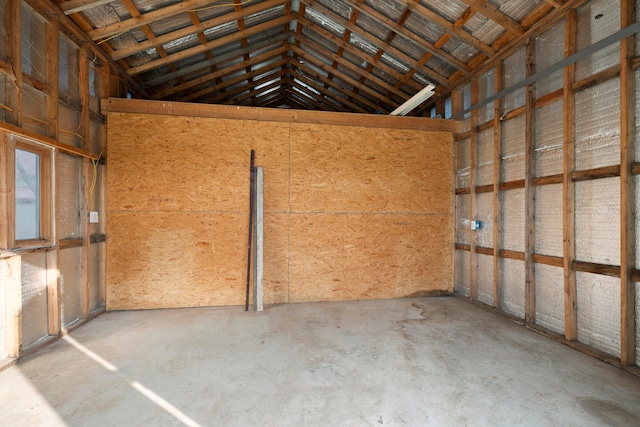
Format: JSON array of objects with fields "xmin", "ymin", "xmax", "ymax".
[{"xmin": 107, "ymin": 113, "xmax": 453, "ymax": 309}]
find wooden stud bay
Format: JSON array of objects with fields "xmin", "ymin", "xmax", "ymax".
[
  {"xmin": 493, "ymin": 61, "xmax": 503, "ymax": 309},
  {"xmin": 524, "ymin": 39, "xmax": 536, "ymax": 324}
]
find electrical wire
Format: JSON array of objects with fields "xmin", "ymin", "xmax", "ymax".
[
  {"xmin": 96, "ymin": 30, "xmax": 129, "ymax": 46},
  {"xmin": 89, "ymin": 150, "xmax": 104, "ymax": 211},
  {"xmin": 0, "ymin": 102, "xmax": 14, "ymax": 112}
]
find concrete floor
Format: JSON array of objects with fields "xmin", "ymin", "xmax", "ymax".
[{"xmin": 0, "ymin": 297, "xmax": 639, "ymax": 427}]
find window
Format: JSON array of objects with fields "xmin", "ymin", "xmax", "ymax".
[{"xmin": 13, "ymin": 139, "xmax": 52, "ymax": 247}]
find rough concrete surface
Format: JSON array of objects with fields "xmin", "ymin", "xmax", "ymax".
[{"xmin": 0, "ymin": 297, "xmax": 639, "ymax": 426}]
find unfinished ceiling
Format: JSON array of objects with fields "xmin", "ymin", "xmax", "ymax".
[{"xmin": 54, "ymin": 0, "xmax": 567, "ymax": 114}]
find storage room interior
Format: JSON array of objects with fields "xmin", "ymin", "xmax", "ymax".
[{"xmin": 0, "ymin": 0, "xmax": 640, "ymax": 425}]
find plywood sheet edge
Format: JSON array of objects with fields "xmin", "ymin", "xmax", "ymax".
[{"xmin": 101, "ymin": 98, "xmax": 460, "ymax": 133}]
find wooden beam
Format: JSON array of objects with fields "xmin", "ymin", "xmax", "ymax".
[
  {"xmin": 573, "ymin": 261, "xmax": 621, "ymax": 278},
  {"xmin": 292, "ymin": 45, "xmax": 397, "ymax": 110},
  {"xmin": 458, "ymin": 0, "xmax": 525, "ymax": 35},
  {"xmin": 88, "ymin": 0, "xmax": 238, "ymax": 40},
  {"xmin": 178, "ymin": 57, "xmax": 290, "ymax": 103},
  {"xmin": 493, "ymin": 61, "xmax": 503, "ymax": 309},
  {"xmin": 127, "ymin": 14, "xmax": 291, "ymax": 76},
  {"xmin": 563, "ymin": 10, "xmax": 577, "ymax": 342},
  {"xmin": 45, "ymin": 17, "xmax": 59, "ymax": 140},
  {"xmin": 7, "ymin": 0, "xmax": 22, "ymax": 127},
  {"xmin": 292, "ymin": 75, "xmax": 368, "ymax": 113},
  {"xmin": 470, "ymin": 79, "xmax": 479, "ymax": 301},
  {"xmin": 395, "ymin": 0, "xmax": 494, "ymax": 56},
  {"xmin": 156, "ymin": 45, "xmax": 288, "ymax": 100},
  {"xmin": 572, "ymin": 165, "xmax": 620, "ymax": 181},
  {"xmin": 619, "ymin": 0, "xmax": 636, "ymax": 366},
  {"xmin": 101, "ymin": 98, "xmax": 461, "ymax": 133},
  {"xmin": 533, "ymin": 254, "xmax": 564, "ymax": 268},
  {"xmin": 301, "ymin": 0, "xmax": 451, "ymax": 87},
  {"xmin": 289, "ymin": 82, "xmax": 343, "ymax": 112},
  {"xmin": 207, "ymin": 69, "xmax": 288, "ymax": 105},
  {"xmin": 524, "ymin": 38, "xmax": 536, "ymax": 324},
  {"xmin": 344, "ymin": 0, "xmax": 472, "ymax": 72},
  {"xmin": 500, "ymin": 249, "xmax": 525, "ymax": 261},
  {"xmin": 0, "ymin": 122, "xmax": 98, "ymax": 160},
  {"xmin": 532, "ymin": 174, "xmax": 564, "ymax": 186},
  {"xmin": 0, "ymin": 134, "xmax": 13, "ymax": 249},
  {"xmin": 295, "ymin": 37, "xmax": 409, "ymax": 102},
  {"xmin": 292, "ymin": 18, "xmax": 422, "ymax": 92}
]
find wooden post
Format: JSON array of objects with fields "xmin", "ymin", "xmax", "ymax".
[
  {"xmin": 253, "ymin": 167, "xmax": 264, "ymax": 311},
  {"xmin": 493, "ymin": 62, "xmax": 503, "ymax": 309},
  {"xmin": 6, "ymin": 0, "xmax": 22, "ymax": 127},
  {"xmin": 563, "ymin": 10, "xmax": 578, "ymax": 341},
  {"xmin": 470, "ymin": 78, "xmax": 479, "ymax": 300},
  {"xmin": 45, "ymin": 18, "xmax": 59, "ymax": 140},
  {"xmin": 524, "ymin": 38, "xmax": 536, "ymax": 324},
  {"xmin": 3, "ymin": 254, "xmax": 21, "ymax": 358},
  {"xmin": 81, "ymin": 157, "xmax": 91, "ymax": 319},
  {"xmin": 0, "ymin": 134, "xmax": 13, "ymax": 249},
  {"xmin": 619, "ymin": 0, "xmax": 636, "ymax": 366}
]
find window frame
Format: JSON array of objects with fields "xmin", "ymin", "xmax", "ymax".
[{"xmin": 11, "ymin": 136, "xmax": 53, "ymax": 249}]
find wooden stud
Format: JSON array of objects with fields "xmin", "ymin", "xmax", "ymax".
[
  {"xmin": 470, "ymin": 79, "xmax": 479, "ymax": 301},
  {"xmin": 493, "ymin": 61, "xmax": 503, "ymax": 309},
  {"xmin": 81, "ymin": 157, "xmax": 91, "ymax": 319},
  {"xmin": 563, "ymin": 10, "xmax": 577, "ymax": 342},
  {"xmin": 620, "ymin": 0, "xmax": 636, "ymax": 366},
  {"xmin": 0, "ymin": 134, "xmax": 13, "ymax": 249},
  {"xmin": 45, "ymin": 17, "xmax": 59, "ymax": 140},
  {"xmin": 524, "ymin": 38, "xmax": 536, "ymax": 324},
  {"xmin": 6, "ymin": 0, "xmax": 22, "ymax": 127}
]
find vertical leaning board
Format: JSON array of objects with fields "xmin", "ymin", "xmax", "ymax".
[{"xmin": 106, "ymin": 106, "xmax": 454, "ymax": 309}]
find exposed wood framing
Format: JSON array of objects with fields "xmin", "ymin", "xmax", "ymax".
[
  {"xmin": 524, "ymin": 39, "xmax": 536, "ymax": 324},
  {"xmin": 469, "ymin": 78, "xmax": 479, "ymax": 300},
  {"xmin": 493, "ymin": 61, "xmax": 503, "ymax": 309},
  {"xmin": 563, "ymin": 9, "xmax": 577, "ymax": 342},
  {"xmin": 619, "ymin": 0, "xmax": 637, "ymax": 366}
]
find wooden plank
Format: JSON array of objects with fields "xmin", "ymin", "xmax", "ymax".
[
  {"xmin": 291, "ymin": 75, "xmax": 366, "ymax": 113},
  {"xmin": 301, "ymin": 0, "xmax": 451, "ymax": 88},
  {"xmin": 572, "ymin": 65, "xmax": 621, "ymax": 92},
  {"xmin": 573, "ymin": 261, "xmax": 621, "ymax": 278},
  {"xmin": 534, "ymin": 88, "xmax": 563, "ymax": 108},
  {"xmin": 0, "ymin": 133, "xmax": 13, "ymax": 249},
  {"xmin": 564, "ymin": 10, "xmax": 578, "ymax": 342},
  {"xmin": 7, "ymin": 0, "xmax": 22, "ymax": 127},
  {"xmin": 89, "ymin": 234, "xmax": 106, "ymax": 244},
  {"xmin": 499, "ymin": 249, "xmax": 525, "ymax": 261},
  {"xmin": 619, "ymin": 0, "xmax": 636, "ymax": 366},
  {"xmin": 2, "ymin": 254, "xmax": 21, "ymax": 357},
  {"xmin": 345, "ymin": 0, "xmax": 471, "ymax": 72},
  {"xmin": 500, "ymin": 106, "xmax": 525, "ymax": 121},
  {"xmin": 499, "ymin": 179, "xmax": 526, "ymax": 191},
  {"xmin": 456, "ymin": 243, "xmax": 471, "ymax": 251},
  {"xmin": 396, "ymin": 0, "xmax": 495, "ymax": 55},
  {"xmin": 101, "ymin": 98, "xmax": 460, "ymax": 133},
  {"xmin": 46, "ymin": 250, "xmax": 60, "ymax": 336},
  {"xmin": 456, "ymin": 187, "xmax": 471, "ymax": 195},
  {"xmin": 458, "ymin": 0, "xmax": 525, "ymax": 36},
  {"xmin": 0, "ymin": 122, "xmax": 98, "ymax": 159},
  {"xmin": 127, "ymin": 15, "xmax": 291, "ymax": 76},
  {"xmin": 155, "ymin": 45, "xmax": 288, "ymax": 100},
  {"xmin": 475, "ymin": 184, "xmax": 493, "ymax": 194},
  {"xmin": 58, "ymin": 238, "xmax": 84, "ymax": 250},
  {"xmin": 524, "ymin": 38, "xmax": 536, "ymax": 324},
  {"xmin": 572, "ymin": 165, "xmax": 620, "ymax": 181},
  {"xmin": 293, "ymin": 16, "xmax": 423, "ymax": 93},
  {"xmin": 631, "ymin": 162, "xmax": 640, "ymax": 175},
  {"xmin": 470, "ymin": 79, "xmax": 479, "ymax": 301},
  {"xmin": 532, "ymin": 174, "xmax": 564, "ymax": 186},
  {"xmin": 81, "ymin": 157, "xmax": 91, "ymax": 319},
  {"xmin": 45, "ymin": 13, "xmax": 59, "ymax": 140},
  {"xmin": 533, "ymin": 253, "xmax": 564, "ymax": 268},
  {"xmin": 494, "ymin": 61, "xmax": 503, "ymax": 310},
  {"xmin": 476, "ymin": 246, "xmax": 493, "ymax": 256}
]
